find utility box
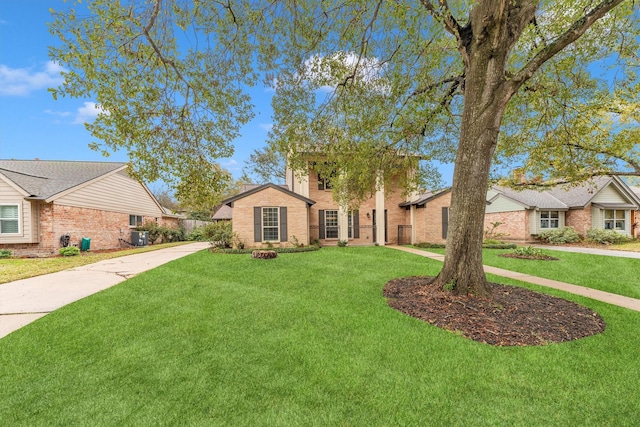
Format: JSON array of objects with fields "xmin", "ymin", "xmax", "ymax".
[
  {"xmin": 81, "ymin": 237, "xmax": 91, "ymax": 251},
  {"xmin": 131, "ymin": 231, "xmax": 148, "ymax": 247}
]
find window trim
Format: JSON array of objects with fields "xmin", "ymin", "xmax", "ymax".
[
  {"xmin": 603, "ymin": 209, "xmax": 626, "ymax": 232},
  {"xmin": 540, "ymin": 210, "xmax": 560, "ymax": 229},
  {"xmin": 262, "ymin": 207, "xmax": 280, "ymax": 242},
  {"xmin": 0, "ymin": 204, "xmax": 21, "ymax": 235},
  {"xmin": 129, "ymin": 214, "xmax": 143, "ymax": 228},
  {"xmin": 324, "ymin": 209, "xmax": 339, "ymax": 239}
]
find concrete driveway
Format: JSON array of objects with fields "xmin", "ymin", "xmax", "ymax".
[{"xmin": 0, "ymin": 242, "xmax": 210, "ymax": 338}]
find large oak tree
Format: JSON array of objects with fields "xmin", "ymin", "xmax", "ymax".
[{"xmin": 50, "ymin": 1, "xmax": 639, "ymax": 297}]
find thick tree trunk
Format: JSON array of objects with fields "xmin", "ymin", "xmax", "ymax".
[{"xmin": 432, "ymin": 3, "xmax": 519, "ymax": 298}]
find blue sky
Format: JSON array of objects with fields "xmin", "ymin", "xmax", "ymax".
[{"xmin": 0, "ymin": 0, "xmax": 275, "ymax": 183}]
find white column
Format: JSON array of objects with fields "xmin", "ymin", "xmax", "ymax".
[
  {"xmin": 375, "ymin": 177, "xmax": 385, "ymax": 245},
  {"xmin": 338, "ymin": 207, "xmax": 349, "ymax": 242}
]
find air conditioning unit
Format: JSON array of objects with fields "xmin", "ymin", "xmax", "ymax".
[{"xmin": 131, "ymin": 231, "xmax": 148, "ymax": 247}]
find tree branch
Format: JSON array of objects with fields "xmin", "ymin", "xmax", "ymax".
[{"xmin": 510, "ymin": 0, "xmax": 626, "ymax": 92}]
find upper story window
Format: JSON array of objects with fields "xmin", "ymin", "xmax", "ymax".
[
  {"xmin": 314, "ymin": 162, "xmax": 337, "ymax": 191},
  {"xmin": 604, "ymin": 209, "xmax": 625, "ymax": 231},
  {"xmin": 318, "ymin": 173, "xmax": 333, "ymax": 190},
  {"xmin": 262, "ymin": 207, "xmax": 280, "ymax": 241},
  {"xmin": 129, "ymin": 215, "xmax": 143, "ymax": 227},
  {"xmin": 540, "ymin": 211, "xmax": 559, "ymax": 229},
  {"xmin": 0, "ymin": 205, "xmax": 20, "ymax": 234}
]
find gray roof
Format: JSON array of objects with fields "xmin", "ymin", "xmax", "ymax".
[
  {"xmin": 399, "ymin": 188, "xmax": 451, "ymax": 207},
  {"xmin": 212, "ymin": 204, "xmax": 232, "ymax": 220},
  {"xmin": 0, "ymin": 159, "xmax": 127, "ymax": 200},
  {"xmin": 490, "ymin": 176, "xmax": 639, "ymax": 209},
  {"xmin": 223, "ymin": 182, "xmax": 316, "ymax": 207}
]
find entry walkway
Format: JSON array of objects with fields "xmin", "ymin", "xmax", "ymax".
[
  {"xmin": 390, "ymin": 246, "xmax": 640, "ymax": 312},
  {"xmin": 0, "ymin": 242, "xmax": 210, "ymax": 338}
]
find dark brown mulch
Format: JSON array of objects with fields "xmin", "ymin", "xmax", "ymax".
[
  {"xmin": 499, "ymin": 253, "xmax": 559, "ymax": 261},
  {"xmin": 383, "ymin": 276, "xmax": 605, "ymax": 347}
]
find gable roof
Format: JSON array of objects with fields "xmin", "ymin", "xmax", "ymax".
[
  {"xmin": 399, "ymin": 188, "xmax": 451, "ymax": 207},
  {"xmin": 489, "ymin": 176, "xmax": 640, "ymax": 210},
  {"xmin": 223, "ymin": 183, "xmax": 316, "ymax": 207},
  {"xmin": 212, "ymin": 204, "xmax": 232, "ymax": 220},
  {"xmin": 0, "ymin": 159, "xmax": 127, "ymax": 201}
]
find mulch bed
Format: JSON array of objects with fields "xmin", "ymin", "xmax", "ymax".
[{"xmin": 383, "ymin": 276, "xmax": 605, "ymax": 346}]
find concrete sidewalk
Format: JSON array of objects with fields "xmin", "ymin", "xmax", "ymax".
[
  {"xmin": 390, "ymin": 246, "xmax": 640, "ymax": 312},
  {"xmin": 0, "ymin": 242, "xmax": 210, "ymax": 338}
]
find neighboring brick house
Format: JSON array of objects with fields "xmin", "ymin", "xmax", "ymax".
[
  {"xmin": 0, "ymin": 160, "xmax": 179, "ymax": 256},
  {"xmin": 484, "ymin": 176, "xmax": 640, "ymax": 242},
  {"xmin": 630, "ymin": 186, "xmax": 640, "ymax": 238}
]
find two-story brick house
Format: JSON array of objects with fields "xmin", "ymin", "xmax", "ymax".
[{"xmin": 221, "ymin": 160, "xmax": 451, "ymax": 249}]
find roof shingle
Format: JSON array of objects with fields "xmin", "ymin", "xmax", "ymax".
[{"xmin": 0, "ymin": 160, "xmax": 127, "ymax": 199}]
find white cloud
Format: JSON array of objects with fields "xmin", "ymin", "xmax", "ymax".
[
  {"xmin": 72, "ymin": 102, "xmax": 108, "ymax": 124},
  {"xmin": 0, "ymin": 61, "xmax": 65, "ymax": 96},
  {"xmin": 259, "ymin": 123, "xmax": 273, "ymax": 132},
  {"xmin": 44, "ymin": 109, "xmax": 72, "ymax": 118}
]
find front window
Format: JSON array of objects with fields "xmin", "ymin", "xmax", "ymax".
[
  {"xmin": 262, "ymin": 207, "xmax": 279, "ymax": 241},
  {"xmin": 0, "ymin": 205, "xmax": 19, "ymax": 234},
  {"xmin": 604, "ymin": 210, "xmax": 625, "ymax": 231},
  {"xmin": 540, "ymin": 211, "xmax": 559, "ymax": 229},
  {"xmin": 325, "ymin": 210, "xmax": 339, "ymax": 239},
  {"xmin": 129, "ymin": 215, "xmax": 143, "ymax": 227},
  {"xmin": 348, "ymin": 211, "xmax": 353, "ymax": 239}
]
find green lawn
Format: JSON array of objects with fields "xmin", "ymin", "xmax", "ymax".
[
  {"xmin": 1, "ymin": 247, "xmax": 639, "ymax": 426},
  {"xmin": 0, "ymin": 242, "xmax": 192, "ymax": 284},
  {"xmin": 419, "ymin": 247, "xmax": 640, "ymax": 300}
]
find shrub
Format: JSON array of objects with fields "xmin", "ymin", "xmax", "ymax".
[
  {"xmin": 512, "ymin": 246, "xmax": 545, "ymax": 257},
  {"xmin": 337, "ymin": 240, "xmax": 348, "ymax": 247},
  {"xmin": 289, "ymin": 235, "xmax": 303, "ymax": 248},
  {"xmin": 186, "ymin": 227, "xmax": 206, "ymax": 241},
  {"xmin": 414, "ymin": 242, "xmax": 446, "ymax": 249},
  {"xmin": 59, "ymin": 246, "xmax": 80, "ymax": 257},
  {"xmin": 484, "ymin": 221, "xmax": 509, "ymax": 242},
  {"xmin": 586, "ymin": 228, "xmax": 632, "ymax": 245},
  {"xmin": 136, "ymin": 223, "xmax": 185, "ymax": 244},
  {"xmin": 537, "ymin": 227, "xmax": 580, "ymax": 244},
  {"xmin": 136, "ymin": 222, "xmax": 162, "ymax": 244},
  {"xmin": 203, "ymin": 221, "xmax": 234, "ymax": 249},
  {"xmin": 164, "ymin": 227, "xmax": 185, "ymax": 242},
  {"xmin": 0, "ymin": 249, "xmax": 12, "ymax": 258}
]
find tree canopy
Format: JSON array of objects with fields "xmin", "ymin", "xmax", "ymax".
[{"xmin": 49, "ymin": 0, "xmax": 639, "ymax": 296}]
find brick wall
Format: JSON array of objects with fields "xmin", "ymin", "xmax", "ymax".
[
  {"xmin": 5, "ymin": 203, "xmax": 160, "ymax": 257},
  {"xmin": 565, "ymin": 205, "xmax": 592, "ymax": 237},
  {"xmin": 414, "ymin": 192, "xmax": 452, "ymax": 244},
  {"xmin": 483, "ymin": 210, "xmax": 533, "ymax": 242},
  {"xmin": 231, "ymin": 187, "xmax": 310, "ymax": 249},
  {"xmin": 306, "ymin": 170, "xmax": 409, "ymax": 245}
]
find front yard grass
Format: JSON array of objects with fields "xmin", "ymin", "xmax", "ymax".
[
  {"xmin": 1, "ymin": 247, "xmax": 639, "ymax": 426},
  {"xmin": 0, "ymin": 242, "xmax": 191, "ymax": 284},
  {"xmin": 420, "ymin": 247, "xmax": 640, "ymax": 300}
]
